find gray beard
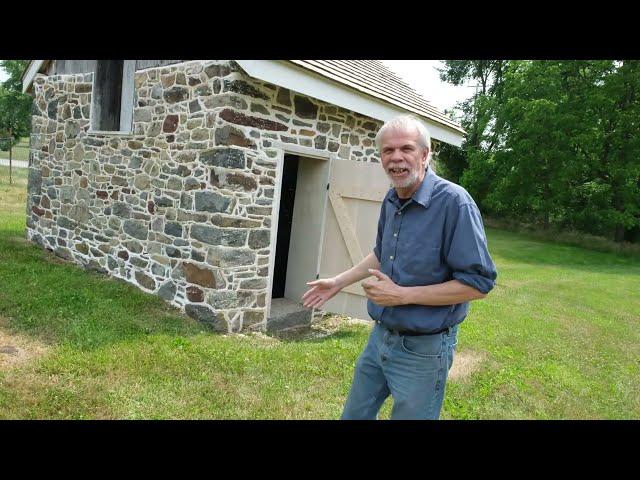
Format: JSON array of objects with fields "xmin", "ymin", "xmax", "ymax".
[{"xmin": 387, "ymin": 167, "xmax": 420, "ymax": 189}]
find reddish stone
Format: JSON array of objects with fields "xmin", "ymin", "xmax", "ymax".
[
  {"xmin": 147, "ymin": 201, "xmax": 156, "ymax": 214},
  {"xmin": 96, "ymin": 190, "xmax": 108, "ymax": 199},
  {"xmin": 41, "ymin": 195, "xmax": 51, "ymax": 209},
  {"xmin": 117, "ymin": 250, "xmax": 129, "ymax": 260},
  {"xmin": 163, "ymin": 115, "xmax": 179, "ymax": 133},
  {"xmin": 186, "ymin": 286, "xmax": 204, "ymax": 302},
  {"xmin": 167, "ymin": 134, "xmax": 175, "ymax": 143},
  {"xmin": 211, "ymin": 171, "xmax": 258, "ymax": 191},
  {"xmin": 32, "ymin": 206, "xmax": 45, "ymax": 216},
  {"xmin": 219, "ymin": 109, "xmax": 287, "ymax": 131},
  {"xmin": 182, "ymin": 262, "xmax": 216, "ymax": 288}
]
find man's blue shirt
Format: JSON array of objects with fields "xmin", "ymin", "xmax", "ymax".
[{"xmin": 368, "ymin": 166, "xmax": 497, "ymax": 333}]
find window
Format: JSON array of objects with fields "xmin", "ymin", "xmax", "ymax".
[{"xmin": 90, "ymin": 60, "xmax": 135, "ymax": 133}]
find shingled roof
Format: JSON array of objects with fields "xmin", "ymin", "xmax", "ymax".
[{"xmin": 289, "ymin": 60, "xmax": 464, "ymax": 134}]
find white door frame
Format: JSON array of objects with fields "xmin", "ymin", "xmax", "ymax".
[{"xmin": 265, "ymin": 142, "xmax": 336, "ymax": 320}]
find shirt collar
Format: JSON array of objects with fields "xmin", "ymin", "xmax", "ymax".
[{"xmin": 388, "ymin": 166, "xmax": 436, "ymax": 209}]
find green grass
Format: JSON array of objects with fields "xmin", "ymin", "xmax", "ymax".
[{"xmin": 0, "ymin": 164, "xmax": 638, "ymax": 419}]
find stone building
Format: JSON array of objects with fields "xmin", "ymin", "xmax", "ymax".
[{"xmin": 21, "ymin": 60, "xmax": 464, "ymax": 333}]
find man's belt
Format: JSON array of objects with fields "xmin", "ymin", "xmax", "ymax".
[{"xmin": 375, "ymin": 320, "xmax": 451, "ymax": 336}]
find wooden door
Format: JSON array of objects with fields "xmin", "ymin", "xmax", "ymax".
[{"xmin": 318, "ymin": 159, "xmax": 391, "ymax": 320}]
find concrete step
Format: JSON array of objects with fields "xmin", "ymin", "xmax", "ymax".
[{"xmin": 267, "ymin": 297, "xmax": 312, "ymax": 333}]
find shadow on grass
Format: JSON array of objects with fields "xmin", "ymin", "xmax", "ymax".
[
  {"xmin": 267, "ymin": 326, "xmax": 366, "ymax": 344},
  {"xmin": 0, "ymin": 228, "xmax": 204, "ymax": 351}
]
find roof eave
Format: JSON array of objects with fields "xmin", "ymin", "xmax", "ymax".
[{"xmin": 236, "ymin": 60, "xmax": 465, "ymax": 147}]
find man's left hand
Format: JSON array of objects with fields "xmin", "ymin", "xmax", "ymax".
[{"xmin": 361, "ymin": 269, "xmax": 407, "ymax": 306}]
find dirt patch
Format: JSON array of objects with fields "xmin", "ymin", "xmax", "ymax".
[
  {"xmin": 449, "ymin": 350, "xmax": 485, "ymax": 382},
  {"xmin": 0, "ymin": 319, "xmax": 50, "ymax": 370}
]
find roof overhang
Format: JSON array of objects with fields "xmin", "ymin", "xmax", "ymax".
[
  {"xmin": 236, "ymin": 60, "xmax": 465, "ymax": 147},
  {"xmin": 22, "ymin": 60, "xmax": 50, "ymax": 94}
]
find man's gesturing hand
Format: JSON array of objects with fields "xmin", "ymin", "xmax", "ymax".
[
  {"xmin": 361, "ymin": 269, "xmax": 407, "ymax": 307},
  {"xmin": 302, "ymin": 277, "xmax": 341, "ymax": 309}
]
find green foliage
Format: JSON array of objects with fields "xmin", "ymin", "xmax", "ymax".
[
  {"xmin": 441, "ymin": 60, "xmax": 640, "ymax": 242},
  {"xmin": 0, "ymin": 60, "xmax": 33, "ymax": 142}
]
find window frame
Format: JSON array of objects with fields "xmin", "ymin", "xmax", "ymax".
[{"xmin": 88, "ymin": 60, "xmax": 136, "ymax": 135}]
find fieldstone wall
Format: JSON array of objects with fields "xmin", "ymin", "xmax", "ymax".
[{"xmin": 25, "ymin": 60, "xmax": 388, "ymax": 333}]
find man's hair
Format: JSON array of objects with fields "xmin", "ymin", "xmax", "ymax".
[{"xmin": 375, "ymin": 115, "xmax": 432, "ymax": 158}]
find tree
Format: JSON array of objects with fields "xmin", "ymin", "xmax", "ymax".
[
  {"xmin": 0, "ymin": 60, "xmax": 33, "ymax": 148},
  {"xmin": 440, "ymin": 60, "xmax": 640, "ymax": 243}
]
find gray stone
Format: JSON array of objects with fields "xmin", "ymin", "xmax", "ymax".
[
  {"xmin": 27, "ymin": 169, "xmax": 42, "ymax": 196},
  {"xmin": 152, "ymin": 263, "xmax": 166, "ymax": 276},
  {"xmin": 165, "ymin": 222, "xmax": 183, "ymax": 237},
  {"xmin": 123, "ymin": 220, "xmax": 149, "ymax": 240},
  {"xmin": 248, "ymin": 229, "xmax": 271, "ymax": 250},
  {"xmin": 240, "ymin": 278, "xmax": 267, "ymax": 289},
  {"xmin": 209, "ymin": 215, "xmax": 262, "ymax": 228},
  {"xmin": 155, "ymin": 196, "xmax": 174, "ymax": 207},
  {"xmin": 199, "ymin": 148, "xmax": 245, "ymax": 169},
  {"xmin": 135, "ymin": 271, "xmax": 156, "ymax": 291},
  {"xmin": 244, "ymin": 310, "xmax": 266, "ymax": 328},
  {"xmin": 194, "ymin": 191, "xmax": 231, "ymax": 213},
  {"xmin": 157, "ymin": 281, "xmax": 177, "ymax": 301},
  {"xmin": 223, "ymin": 79, "xmax": 269, "ymax": 100},
  {"xmin": 47, "ymin": 100, "xmax": 58, "ymax": 119},
  {"xmin": 163, "ymin": 86, "xmax": 189, "ymax": 103},
  {"xmin": 184, "ymin": 304, "xmax": 228, "ymax": 332},
  {"xmin": 67, "ymin": 203, "xmax": 90, "ymax": 223},
  {"xmin": 208, "ymin": 247, "xmax": 255, "ymax": 267},
  {"xmin": 112, "ymin": 202, "xmax": 132, "ymax": 218},
  {"xmin": 189, "ymin": 100, "xmax": 201, "ymax": 113},
  {"xmin": 65, "ymin": 121, "xmax": 80, "ymax": 138},
  {"xmin": 134, "ymin": 174, "xmax": 150, "ymax": 190},
  {"xmin": 190, "ymin": 225, "xmax": 247, "ymax": 247},
  {"xmin": 293, "ymin": 95, "xmax": 318, "ymax": 119},
  {"xmin": 184, "ymin": 177, "xmax": 201, "ymax": 190},
  {"xmin": 130, "ymin": 256, "xmax": 148, "ymax": 268},
  {"xmin": 57, "ymin": 216, "xmax": 77, "ymax": 230},
  {"xmin": 134, "ymin": 108, "xmax": 153, "ymax": 122},
  {"xmin": 59, "ymin": 185, "xmax": 75, "ymax": 203},
  {"xmin": 166, "ymin": 246, "xmax": 182, "ymax": 258},
  {"xmin": 207, "ymin": 291, "xmax": 240, "ymax": 309}
]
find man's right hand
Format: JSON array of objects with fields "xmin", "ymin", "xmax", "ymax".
[{"xmin": 301, "ymin": 277, "xmax": 342, "ymax": 309}]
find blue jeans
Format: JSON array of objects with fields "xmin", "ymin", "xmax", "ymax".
[{"xmin": 341, "ymin": 322, "xmax": 459, "ymax": 420}]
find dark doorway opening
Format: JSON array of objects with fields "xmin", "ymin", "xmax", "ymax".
[{"xmin": 272, "ymin": 154, "xmax": 300, "ymax": 298}]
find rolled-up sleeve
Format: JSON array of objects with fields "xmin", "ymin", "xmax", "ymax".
[{"xmin": 445, "ymin": 203, "xmax": 497, "ymax": 294}]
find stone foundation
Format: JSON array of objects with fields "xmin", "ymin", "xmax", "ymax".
[{"xmin": 25, "ymin": 60, "xmax": 388, "ymax": 333}]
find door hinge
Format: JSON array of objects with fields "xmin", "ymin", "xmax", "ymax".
[
  {"xmin": 326, "ymin": 183, "xmax": 330, "ymax": 190},
  {"xmin": 316, "ymin": 273, "xmax": 320, "ymax": 279}
]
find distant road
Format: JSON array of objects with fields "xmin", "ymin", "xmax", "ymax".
[{"xmin": 0, "ymin": 159, "xmax": 28, "ymax": 168}]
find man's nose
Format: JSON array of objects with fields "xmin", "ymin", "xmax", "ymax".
[{"xmin": 389, "ymin": 149, "xmax": 404, "ymax": 161}]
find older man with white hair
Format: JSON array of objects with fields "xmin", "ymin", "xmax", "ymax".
[{"xmin": 302, "ymin": 115, "xmax": 497, "ymax": 420}]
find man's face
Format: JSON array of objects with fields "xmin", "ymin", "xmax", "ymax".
[{"xmin": 379, "ymin": 127, "xmax": 429, "ymax": 190}]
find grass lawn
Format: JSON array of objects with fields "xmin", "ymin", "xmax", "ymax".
[{"xmin": 0, "ymin": 164, "xmax": 638, "ymax": 419}]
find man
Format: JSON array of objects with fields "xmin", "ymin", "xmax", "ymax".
[{"xmin": 302, "ymin": 115, "xmax": 497, "ymax": 420}]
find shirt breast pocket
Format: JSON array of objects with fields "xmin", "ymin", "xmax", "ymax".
[{"xmin": 402, "ymin": 245, "xmax": 443, "ymax": 284}]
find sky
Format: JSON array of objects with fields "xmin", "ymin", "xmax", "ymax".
[
  {"xmin": 1, "ymin": 60, "xmax": 474, "ymax": 114},
  {"xmin": 382, "ymin": 60, "xmax": 474, "ymax": 113}
]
